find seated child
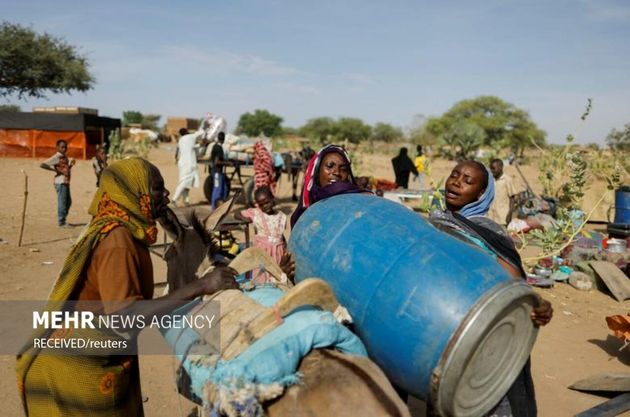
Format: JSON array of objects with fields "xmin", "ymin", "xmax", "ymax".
[{"xmin": 235, "ymin": 186, "xmax": 287, "ymax": 284}]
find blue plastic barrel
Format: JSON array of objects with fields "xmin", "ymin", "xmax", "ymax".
[
  {"xmin": 614, "ymin": 186, "xmax": 630, "ymax": 224},
  {"xmin": 289, "ymin": 194, "xmax": 538, "ymax": 417}
]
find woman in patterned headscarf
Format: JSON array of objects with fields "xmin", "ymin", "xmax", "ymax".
[
  {"xmin": 17, "ymin": 157, "xmax": 237, "ymax": 417},
  {"xmin": 290, "ymin": 144, "xmax": 364, "ymax": 228}
]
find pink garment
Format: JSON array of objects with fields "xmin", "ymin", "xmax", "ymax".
[{"xmin": 240, "ymin": 208, "xmax": 287, "ymax": 284}]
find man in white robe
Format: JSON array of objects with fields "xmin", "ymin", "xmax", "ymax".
[{"xmin": 173, "ymin": 127, "xmax": 205, "ymax": 205}]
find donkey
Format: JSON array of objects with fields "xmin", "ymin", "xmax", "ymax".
[
  {"xmin": 280, "ymin": 152, "xmax": 302, "ymax": 202},
  {"xmin": 279, "ymin": 146, "xmax": 314, "ymax": 202},
  {"xmin": 158, "ymin": 205, "xmax": 410, "ymax": 417}
]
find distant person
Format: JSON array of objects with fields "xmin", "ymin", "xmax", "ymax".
[
  {"xmin": 391, "ymin": 147, "xmax": 418, "ymax": 189},
  {"xmin": 173, "ymin": 128, "xmax": 205, "ymax": 206},
  {"xmin": 210, "ymin": 132, "xmax": 229, "ymax": 208},
  {"xmin": 253, "ymin": 141, "xmax": 276, "ymax": 194},
  {"xmin": 40, "ymin": 139, "xmax": 75, "ymax": 227},
  {"xmin": 414, "ymin": 145, "xmax": 429, "ymax": 188},
  {"xmin": 488, "ymin": 159, "xmax": 519, "ymax": 226},
  {"xmin": 92, "ymin": 145, "xmax": 108, "ymax": 187}
]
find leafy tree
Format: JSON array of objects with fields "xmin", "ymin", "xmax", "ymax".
[
  {"xmin": 606, "ymin": 123, "xmax": 630, "ymax": 152},
  {"xmin": 0, "ymin": 22, "xmax": 94, "ymax": 99},
  {"xmin": 236, "ymin": 109, "xmax": 283, "ymax": 137},
  {"xmin": 122, "ymin": 111, "xmax": 161, "ymax": 130},
  {"xmin": 407, "ymin": 113, "xmax": 440, "ymax": 146},
  {"xmin": 442, "ymin": 121, "xmax": 486, "ymax": 159},
  {"xmin": 299, "ymin": 117, "xmax": 337, "ymax": 144},
  {"xmin": 371, "ymin": 122, "xmax": 403, "ymax": 143},
  {"xmin": 122, "ymin": 110, "xmax": 143, "ymax": 126},
  {"xmin": 141, "ymin": 113, "xmax": 161, "ymax": 131},
  {"xmin": 424, "ymin": 116, "xmax": 451, "ymax": 138},
  {"xmin": 299, "ymin": 116, "xmax": 373, "ymax": 144},
  {"xmin": 426, "ymin": 96, "xmax": 545, "ymax": 156},
  {"xmin": 281, "ymin": 126, "xmax": 299, "ymax": 136},
  {"xmin": 0, "ymin": 104, "xmax": 20, "ymax": 112},
  {"xmin": 335, "ymin": 117, "xmax": 372, "ymax": 144}
]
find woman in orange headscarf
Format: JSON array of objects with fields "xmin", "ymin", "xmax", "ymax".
[{"xmin": 17, "ymin": 157, "xmax": 237, "ymax": 417}]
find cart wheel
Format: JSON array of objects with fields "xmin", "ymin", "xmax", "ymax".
[
  {"xmin": 203, "ymin": 175, "xmax": 213, "ymax": 204},
  {"xmin": 204, "ymin": 173, "xmax": 233, "ymax": 205}
]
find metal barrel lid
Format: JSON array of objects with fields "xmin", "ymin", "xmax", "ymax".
[{"xmin": 431, "ymin": 280, "xmax": 539, "ymax": 417}]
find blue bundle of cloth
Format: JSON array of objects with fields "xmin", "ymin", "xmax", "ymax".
[{"xmin": 162, "ymin": 286, "xmax": 367, "ymax": 417}]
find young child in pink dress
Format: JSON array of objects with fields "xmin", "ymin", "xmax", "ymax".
[{"xmin": 235, "ymin": 186, "xmax": 287, "ymax": 284}]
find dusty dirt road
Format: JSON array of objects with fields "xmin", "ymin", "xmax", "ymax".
[{"xmin": 0, "ymin": 144, "xmax": 628, "ymax": 416}]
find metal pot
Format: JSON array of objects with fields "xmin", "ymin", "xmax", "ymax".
[
  {"xmin": 533, "ymin": 265, "xmax": 552, "ymax": 278},
  {"xmin": 606, "ymin": 238, "xmax": 627, "ymax": 253}
]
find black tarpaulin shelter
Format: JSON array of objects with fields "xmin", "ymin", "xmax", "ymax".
[{"xmin": 0, "ymin": 112, "xmax": 121, "ymax": 159}]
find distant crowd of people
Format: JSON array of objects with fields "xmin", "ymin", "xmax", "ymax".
[{"xmin": 38, "ymin": 136, "xmax": 519, "ymax": 246}]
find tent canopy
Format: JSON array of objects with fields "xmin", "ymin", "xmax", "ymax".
[{"xmin": 0, "ymin": 112, "xmax": 120, "ymax": 132}]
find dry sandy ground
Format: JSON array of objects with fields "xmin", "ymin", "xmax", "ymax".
[{"xmin": 0, "ymin": 144, "xmax": 628, "ymax": 417}]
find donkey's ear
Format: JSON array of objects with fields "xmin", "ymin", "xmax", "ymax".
[
  {"xmin": 158, "ymin": 206, "xmax": 183, "ymax": 240},
  {"xmin": 189, "ymin": 208, "xmax": 214, "ymax": 246},
  {"xmin": 203, "ymin": 193, "xmax": 239, "ymax": 232}
]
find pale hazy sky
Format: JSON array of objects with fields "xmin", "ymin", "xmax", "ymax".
[{"xmin": 3, "ymin": 0, "xmax": 630, "ymax": 144}]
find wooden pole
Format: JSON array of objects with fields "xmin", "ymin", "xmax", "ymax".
[
  {"xmin": 513, "ymin": 161, "xmax": 536, "ymax": 197},
  {"xmin": 18, "ymin": 170, "xmax": 28, "ymax": 247},
  {"xmin": 82, "ymin": 133, "xmax": 87, "ymax": 160}
]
